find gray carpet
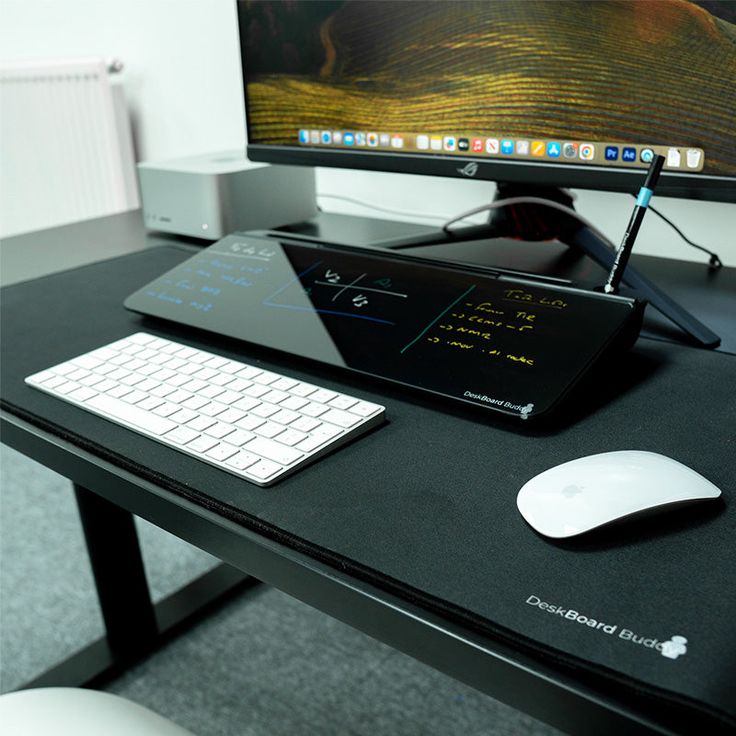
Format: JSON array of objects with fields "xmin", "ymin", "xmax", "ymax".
[{"xmin": 0, "ymin": 444, "xmax": 562, "ymax": 735}]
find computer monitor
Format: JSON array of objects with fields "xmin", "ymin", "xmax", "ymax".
[{"xmin": 238, "ymin": 0, "xmax": 736, "ymax": 203}]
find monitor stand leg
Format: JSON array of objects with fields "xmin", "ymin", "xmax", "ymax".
[{"xmin": 565, "ymin": 224, "xmax": 720, "ymax": 349}]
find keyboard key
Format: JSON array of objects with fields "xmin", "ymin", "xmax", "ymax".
[
  {"xmin": 236, "ymin": 415, "xmax": 265, "ymax": 431},
  {"xmin": 277, "ymin": 428, "xmax": 308, "ymax": 446},
  {"xmin": 169, "ymin": 408, "xmax": 198, "ymax": 424},
  {"xmin": 251, "ymin": 403, "xmax": 279, "ymax": 418},
  {"xmin": 290, "ymin": 416, "xmax": 321, "ymax": 433},
  {"xmin": 120, "ymin": 373, "xmax": 145, "ymax": 386},
  {"xmin": 312, "ymin": 424, "xmax": 343, "ymax": 441},
  {"xmin": 194, "ymin": 367, "xmax": 218, "ymax": 381},
  {"xmin": 321, "ymin": 408, "xmax": 361, "ymax": 428},
  {"xmin": 271, "ymin": 409, "xmax": 299, "ymax": 426},
  {"xmin": 247, "ymin": 459, "xmax": 283, "ymax": 481},
  {"xmin": 218, "ymin": 390, "xmax": 244, "ymax": 405},
  {"xmin": 246, "ymin": 436, "xmax": 303, "ymax": 466},
  {"xmin": 167, "ymin": 389, "xmax": 193, "ymax": 404},
  {"xmin": 181, "ymin": 395, "xmax": 210, "ymax": 411},
  {"xmin": 200, "ymin": 401, "xmax": 228, "ymax": 417},
  {"xmin": 254, "ymin": 421, "xmax": 287, "ymax": 439},
  {"xmin": 301, "ymin": 402, "xmax": 330, "ymax": 418},
  {"xmin": 296, "ymin": 435, "xmax": 328, "ymax": 453},
  {"xmin": 329, "ymin": 395, "xmax": 358, "ymax": 411},
  {"xmin": 86, "ymin": 393, "xmax": 176, "ymax": 435},
  {"xmin": 227, "ymin": 378, "xmax": 253, "ymax": 393},
  {"xmin": 166, "ymin": 373, "xmax": 191, "ymax": 393},
  {"xmin": 72, "ymin": 355, "xmax": 103, "ymax": 370},
  {"xmin": 188, "ymin": 415, "xmax": 217, "ymax": 432},
  {"xmin": 123, "ymin": 390, "xmax": 148, "ymax": 405},
  {"xmin": 153, "ymin": 402, "xmax": 180, "ymax": 417},
  {"xmin": 137, "ymin": 363, "xmax": 161, "ymax": 376},
  {"xmin": 206, "ymin": 443, "xmax": 239, "ymax": 462},
  {"xmin": 262, "ymin": 389, "xmax": 289, "ymax": 405},
  {"xmin": 108, "ymin": 384, "xmax": 133, "ymax": 399},
  {"xmin": 151, "ymin": 368, "xmax": 176, "ymax": 381},
  {"xmin": 227, "ymin": 429, "xmax": 255, "ymax": 447},
  {"xmin": 310, "ymin": 388, "xmax": 338, "ymax": 404},
  {"xmin": 226, "ymin": 451, "xmax": 259, "ymax": 471},
  {"xmin": 204, "ymin": 422, "xmax": 236, "ymax": 439},
  {"xmin": 218, "ymin": 408, "xmax": 245, "ymax": 424},
  {"xmin": 220, "ymin": 360, "xmax": 244, "ymax": 374},
  {"xmin": 188, "ymin": 435, "xmax": 219, "ymax": 454},
  {"xmin": 165, "ymin": 426, "xmax": 200, "ymax": 445},
  {"xmin": 53, "ymin": 362, "xmax": 78, "ymax": 376},
  {"xmin": 69, "ymin": 386, "xmax": 97, "ymax": 402},
  {"xmin": 204, "ymin": 356, "xmax": 229, "ymax": 369},
  {"xmin": 68, "ymin": 368, "xmax": 91, "ymax": 382},
  {"xmin": 237, "ymin": 365, "xmax": 262, "ymax": 380},
  {"xmin": 252, "ymin": 370, "xmax": 280, "ymax": 386},
  {"xmin": 210, "ymin": 372, "xmax": 235, "ymax": 387},
  {"xmin": 272, "ymin": 377, "xmax": 298, "ymax": 391},
  {"xmin": 281, "ymin": 396, "xmax": 309, "ymax": 412},
  {"xmin": 39, "ymin": 374, "xmax": 68, "ymax": 390},
  {"xmin": 136, "ymin": 378, "xmax": 161, "ymax": 393},
  {"xmin": 233, "ymin": 396, "xmax": 260, "ymax": 412},
  {"xmin": 137, "ymin": 396, "xmax": 165, "ymax": 411},
  {"xmin": 181, "ymin": 378, "xmax": 208, "ymax": 393},
  {"xmin": 289, "ymin": 382, "xmax": 318, "ymax": 397},
  {"xmin": 199, "ymin": 384, "xmax": 225, "ymax": 399}
]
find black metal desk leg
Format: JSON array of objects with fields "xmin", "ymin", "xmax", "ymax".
[
  {"xmin": 74, "ymin": 484, "xmax": 158, "ymax": 654},
  {"xmin": 18, "ymin": 479, "xmax": 256, "ymax": 690}
]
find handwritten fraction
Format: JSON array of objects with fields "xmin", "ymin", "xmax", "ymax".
[
  {"xmin": 402, "ymin": 285, "xmax": 564, "ymax": 369},
  {"xmin": 263, "ymin": 262, "xmax": 405, "ymax": 325}
]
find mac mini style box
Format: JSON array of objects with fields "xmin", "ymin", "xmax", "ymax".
[{"xmin": 137, "ymin": 151, "xmax": 317, "ymax": 239}]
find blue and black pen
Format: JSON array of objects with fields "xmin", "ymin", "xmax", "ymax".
[{"xmin": 604, "ymin": 153, "xmax": 665, "ymax": 294}]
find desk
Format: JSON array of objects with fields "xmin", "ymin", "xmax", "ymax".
[{"xmin": 1, "ymin": 212, "xmax": 735, "ymax": 736}]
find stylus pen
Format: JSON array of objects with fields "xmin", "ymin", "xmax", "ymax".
[{"xmin": 604, "ymin": 153, "xmax": 665, "ymax": 294}]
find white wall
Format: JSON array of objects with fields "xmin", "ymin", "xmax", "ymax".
[{"xmin": 1, "ymin": 0, "xmax": 734, "ymax": 264}]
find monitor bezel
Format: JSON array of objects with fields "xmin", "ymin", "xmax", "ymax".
[{"xmin": 246, "ymin": 144, "xmax": 736, "ymax": 204}]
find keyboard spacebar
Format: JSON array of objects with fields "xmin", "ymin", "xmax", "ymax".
[{"xmin": 87, "ymin": 393, "xmax": 177, "ymax": 436}]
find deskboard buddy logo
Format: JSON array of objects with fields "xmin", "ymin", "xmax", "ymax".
[{"xmin": 526, "ymin": 595, "xmax": 688, "ymax": 660}]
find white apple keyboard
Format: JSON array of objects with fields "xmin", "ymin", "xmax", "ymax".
[{"xmin": 25, "ymin": 333, "xmax": 385, "ymax": 487}]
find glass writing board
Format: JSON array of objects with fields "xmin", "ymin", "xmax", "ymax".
[{"xmin": 125, "ymin": 234, "xmax": 643, "ymax": 420}]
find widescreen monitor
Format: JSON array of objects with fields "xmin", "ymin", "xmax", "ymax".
[{"xmin": 238, "ymin": 0, "xmax": 736, "ymax": 203}]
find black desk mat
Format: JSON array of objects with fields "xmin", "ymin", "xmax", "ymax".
[{"xmin": 2, "ymin": 246, "xmax": 735, "ymax": 731}]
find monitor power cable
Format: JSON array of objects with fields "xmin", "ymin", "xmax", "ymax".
[{"xmin": 644, "ymin": 201, "xmax": 722, "ymax": 269}]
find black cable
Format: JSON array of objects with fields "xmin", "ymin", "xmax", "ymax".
[{"xmin": 634, "ymin": 196, "xmax": 723, "ymax": 269}]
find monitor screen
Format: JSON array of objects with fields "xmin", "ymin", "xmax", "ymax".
[{"xmin": 238, "ymin": 0, "xmax": 736, "ymax": 202}]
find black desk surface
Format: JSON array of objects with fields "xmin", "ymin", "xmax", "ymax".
[{"xmin": 1, "ymin": 242, "xmax": 735, "ymax": 734}]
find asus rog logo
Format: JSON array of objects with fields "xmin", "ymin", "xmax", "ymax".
[{"xmin": 457, "ymin": 162, "xmax": 478, "ymax": 177}]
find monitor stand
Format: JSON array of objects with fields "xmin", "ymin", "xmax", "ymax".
[{"xmin": 273, "ymin": 182, "xmax": 720, "ymax": 349}]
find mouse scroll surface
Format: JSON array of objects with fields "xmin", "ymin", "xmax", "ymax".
[{"xmin": 516, "ymin": 451, "xmax": 722, "ymax": 539}]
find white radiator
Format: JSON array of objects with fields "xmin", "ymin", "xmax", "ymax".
[{"xmin": 0, "ymin": 57, "xmax": 140, "ymax": 238}]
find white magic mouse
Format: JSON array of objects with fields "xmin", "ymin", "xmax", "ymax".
[{"xmin": 516, "ymin": 450, "xmax": 722, "ymax": 539}]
